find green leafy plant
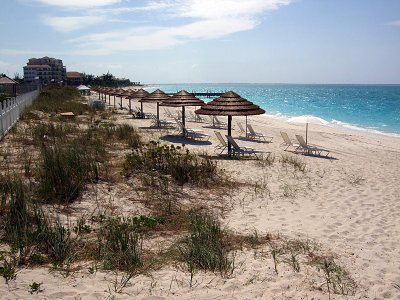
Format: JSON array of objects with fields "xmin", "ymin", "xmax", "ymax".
[
  {"xmin": 124, "ymin": 142, "xmax": 220, "ymax": 186},
  {"xmin": 29, "ymin": 282, "xmax": 43, "ymax": 294},
  {"xmin": 317, "ymin": 258, "xmax": 357, "ymax": 299},
  {"xmin": 179, "ymin": 209, "xmax": 234, "ymax": 286},
  {"xmin": 280, "ymin": 154, "xmax": 307, "ymax": 173},
  {"xmin": 97, "ymin": 217, "xmax": 143, "ymax": 271},
  {"xmin": 0, "ymin": 254, "xmax": 17, "ymax": 283}
]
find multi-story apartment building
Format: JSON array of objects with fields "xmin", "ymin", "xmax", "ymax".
[
  {"xmin": 23, "ymin": 56, "xmax": 66, "ymax": 85},
  {"xmin": 66, "ymin": 71, "xmax": 83, "ymax": 86}
]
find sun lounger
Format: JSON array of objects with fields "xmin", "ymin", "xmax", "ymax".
[
  {"xmin": 280, "ymin": 131, "xmax": 301, "ymax": 152},
  {"xmin": 237, "ymin": 122, "xmax": 246, "ymax": 137},
  {"xmin": 214, "ymin": 131, "xmax": 227, "ymax": 154},
  {"xmin": 175, "ymin": 118, "xmax": 209, "ymax": 140},
  {"xmin": 208, "ymin": 116, "xmax": 228, "ymax": 128},
  {"xmin": 149, "ymin": 113, "xmax": 175, "ymax": 127},
  {"xmin": 163, "ymin": 108, "xmax": 174, "ymax": 118},
  {"xmin": 226, "ymin": 135, "xmax": 270, "ymax": 159},
  {"xmin": 247, "ymin": 124, "xmax": 273, "ymax": 142},
  {"xmin": 188, "ymin": 111, "xmax": 205, "ymax": 122},
  {"xmin": 295, "ymin": 135, "xmax": 330, "ymax": 157}
]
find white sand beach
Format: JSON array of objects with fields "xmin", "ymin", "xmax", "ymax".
[{"xmin": 1, "ymin": 93, "xmax": 400, "ymax": 300}]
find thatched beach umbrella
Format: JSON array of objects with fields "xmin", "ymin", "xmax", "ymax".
[
  {"xmin": 110, "ymin": 88, "xmax": 125, "ymax": 107},
  {"xmin": 195, "ymin": 91, "xmax": 265, "ymax": 155},
  {"xmin": 159, "ymin": 90, "xmax": 205, "ymax": 134},
  {"xmin": 125, "ymin": 88, "xmax": 149, "ymax": 115},
  {"xmin": 139, "ymin": 89, "xmax": 170, "ymax": 126},
  {"xmin": 287, "ymin": 115, "xmax": 328, "ymax": 144}
]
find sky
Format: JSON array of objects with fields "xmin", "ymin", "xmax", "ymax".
[{"xmin": 0, "ymin": 0, "xmax": 400, "ymax": 84}]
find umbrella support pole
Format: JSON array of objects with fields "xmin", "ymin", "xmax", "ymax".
[
  {"xmin": 306, "ymin": 123, "xmax": 308, "ymax": 145},
  {"xmin": 228, "ymin": 115, "xmax": 232, "ymax": 156},
  {"xmin": 245, "ymin": 116, "xmax": 248, "ymax": 138},
  {"xmin": 182, "ymin": 106, "xmax": 186, "ymax": 135},
  {"xmin": 157, "ymin": 102, "xmax": 160, "ymax": 127}
]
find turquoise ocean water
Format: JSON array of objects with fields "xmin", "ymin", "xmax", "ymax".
[{"xmin": 147, "ymin": 84, "xmax": 400, "ymax": 137}]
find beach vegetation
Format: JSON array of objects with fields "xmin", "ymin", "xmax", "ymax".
[
  {"xmin": 316, "ymin": 257, "xmax": 357, "ymax": 298},
  {"xmin": 179, "ymin": 209, "xmax": 235, "ymax": 285},
  {"xmin": 0, "ymin": 253, "xmax": 17, "ymax": 283},
  {"xmin": 29, "ymin": 281, "xmax": 43, "ymax": 294},
  {"xmin": 280, "ymin": 154, "xmax": 307, "ymax": 173},
  {"xmin": 96, "ymin": 217, "xmax": 143, "ymax": 271},
  {"xmin": 124, "ymin": 141, "xmax": 220, "ymax": 186},
  {"xmin": 22, "ymin": 86, "xmax": 92, "ymax": 118}
]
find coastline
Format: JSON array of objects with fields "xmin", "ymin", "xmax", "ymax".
[{"xmin": 1, "ymin": 93, "xmax": 399, "ymax": 299}]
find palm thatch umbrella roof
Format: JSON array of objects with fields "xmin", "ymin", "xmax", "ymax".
[
  {"xmin": 159, "ymin": 90, "xmax": 204, "ymax": 131},
  {"xmin": 139, "ymin": 89, "xmax": 170, "ymax": 126},
  {"xmin": 125, "ymin": 88, "xmax": 150, "ymax": 115},
  {"xmin": 195, "ymin": 91, "xmax": 265, "ymax": 155}
]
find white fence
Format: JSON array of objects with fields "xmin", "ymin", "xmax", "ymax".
[{"xmin": 0, "ymin": 90, "xmax": 39, "ymax": 139}]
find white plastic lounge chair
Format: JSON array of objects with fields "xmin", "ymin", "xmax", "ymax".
[
  {"xmin": 188, "ymin": 111, "xmax": 205, "ymax": 123},
  {"xmin": 247, "ymin": 124, "xmax": 273, "ymax": 142},
  {"xmin": 214, "ymin": 131, "xmax": 227, "ymax": 154},
  {"xmin": 175, "ymin": 118, "xmax": 209, "ymax": 140},
  {"xmin": 226, "ymin": 135, "xmax": 270, "ymax": 159},
  {"xmin": 295, "ymin": 135, "xmax": 330, "ymax": 157},
  {"xmin": 237, "ymin": 122, "xmax": 246, "ymax": 137},
  {"xmin": 208, "ymin": 116, "xmax": 228, "ymax": 128},
  {"xmin": 163, "ymin": 108, "xmax": 174, "ymax": 118},
  {"xmin": 149, "ymin": 113, "xmax": 175, "ymax": 127},
  {"xmin": 280, "ymin": 131, "xmax": 301, "ymax": 152}
]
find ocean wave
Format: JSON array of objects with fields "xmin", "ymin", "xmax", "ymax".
[
  {"xmin": 262, "ymin": 113, "xmax": 400, "ymax": 138},
  {"xmin": 329, "ymin": 120, "xmax": 400, "ymax": 138}
]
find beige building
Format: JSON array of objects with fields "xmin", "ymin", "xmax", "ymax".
[{"xmin": 23, "ymin": 56, "xmax": 66, "ymax": 85}]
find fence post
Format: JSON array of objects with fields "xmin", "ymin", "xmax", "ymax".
[{"xmin": 0, "ymin": 89, "xmax": 38, "ymax": 140}]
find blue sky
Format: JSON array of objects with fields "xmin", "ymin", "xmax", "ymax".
[{"xmin": 1, "ymin": 0, "xmax": 399, "ymax": 84}]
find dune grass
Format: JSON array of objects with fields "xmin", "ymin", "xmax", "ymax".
[
  {"xmin": 23, "ymin": 86, "xmax": 92, "ymax": 117},
  {"xmin": 124, "ymin": 142, "xmax": 220, "ymax": 186}
]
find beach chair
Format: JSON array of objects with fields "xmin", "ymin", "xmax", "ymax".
[
  {"xmin": 226, "ymin": 135, "xmax": 270, "ymax": 159},
  {"xmin": 208, "ymin": 116, "xmax": 228, "ymax": 128},
  {"xmin": 237, "ymin": 122, "xmax": 246, "ymax": 137},
  {"xmin": 295, "ymin": 135, "xmax": 330, "ymax": 157},
  {"xmin": 189, "ymin": 111, "xmax": 205, "ymax": 122},
  {"xmin": 247, "ymin": 124, "xmax": 273, "ymax": 142},
  {"xmin": 149, "ymin": 113, "xmax": 175, "ymax": 127},
  {"xmin": 280, "ymin": 131, "xmax": 301, "ymax": 152},
  {"xmin": 175, "ymin": 118, "xmax": 209, "ymax": 140},
  {"xmin": 163, "ymin": 108, "xmax": 174, "ymax": 118},
  {"xmin": 214, "ymin": 131, "xmax": 228, "ymax": 154}
]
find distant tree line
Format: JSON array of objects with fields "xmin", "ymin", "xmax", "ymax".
[{"xmin": 82, "ymin": 72, "xmax": 134, "ymax": 87}]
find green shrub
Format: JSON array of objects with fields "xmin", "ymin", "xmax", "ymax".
[
  {"xmin": 1, "ymin": 175, "xmax": 29, "ymax": 263},
  {"xmin": 124, "ymin": 142, "xmax": 219, "ymax": 186},
  {"xmin": 32, "ymin": 122, "xmax": 77, "ymax": 144},
  {"xmin": 37, "ymin": 138, "xmax": 101, "ymax": 203},
  {"xmin": 179, "ymin": 209, "xmax": 234, "ymax": 278},
  {"xmin": 280, "ymin": 154, "xmax": 307, "ymax": 173},
  {"xmin": 23, "ymin": 86, "xmax": 92, "ymax": 116},
  {"xmin": 97, "ymin": 217, "xmax": 143, "ymax": 271},
  {"xmin": 46, "ymin": 220, "xmax": 72, "ymax": 268}
]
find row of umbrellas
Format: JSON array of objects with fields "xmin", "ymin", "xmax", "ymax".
[
  {"xmin": 93, "ymin": 87, "xmax": 327, "ymax": 154},
  {"xmin": 94, "ymin": 87, "xmax": 266, "ymax": 154}
]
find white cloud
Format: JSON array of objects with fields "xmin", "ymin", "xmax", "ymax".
[
  {"xmin": 388, "ymin": 20, "xmax": 400, "ymax": 27},
  {"xmin": 43, "ymin": 15, "xmax": 105, "ymax": 32},
  {"xmin": 0, "ymin": 60, "xmax": 12, "ymax": 68},
  {"xmin": 68, "ymin": 0, "xmax": 291, "ymax": 54},
  {"xmin": 175, "ymin": 0, "xmax": 291, "ymax": 19},
  {"xmin": 36, "ymin": 0, "xmax": 121, "ymax": 8}
]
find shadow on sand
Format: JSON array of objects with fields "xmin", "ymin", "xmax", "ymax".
[{"xmin": 160, "ymin": 135, "xmax": 212, "ymax": 146}]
